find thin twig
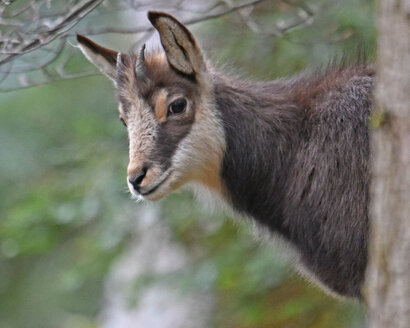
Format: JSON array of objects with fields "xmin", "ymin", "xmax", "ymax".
[
  {"xmin": 0, "ymin": 0, "xmax": 327, "ymax": 92},
  {"xmin": 0, "ymin": 38, "xmax": 66, "ymax": 73},
  {"xmin": 0, "ymin": 0, "xmax": 103, "ymax": 66},
  {"xmin": 80, "ymin": 0, "xmax": 269, "ymax": 35},
  {"xmin": 0, "ymin": 71, "xmax": 100, "ymax": 92}
]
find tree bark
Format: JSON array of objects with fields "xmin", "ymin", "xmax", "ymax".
[{"xmin": 366, "ymin": 0, "xmax": 410, "ymax": 327}]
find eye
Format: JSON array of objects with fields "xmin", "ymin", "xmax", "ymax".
[
  {"xmin": 168, "ymin": 98, "xmax": 187, "ymax": 115},
  {"xmin": 119, "ymin": 116, "xmax": 127, "ymax": 127}
]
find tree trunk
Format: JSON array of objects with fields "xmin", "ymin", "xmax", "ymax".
[{"xmin": 366, "ymin": 0, "xmax": 410, "ymax": 327}]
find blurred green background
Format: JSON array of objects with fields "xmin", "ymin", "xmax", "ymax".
[{"xmin": 0, "ymin": 0, "xmax": 375, "ymax": 327}]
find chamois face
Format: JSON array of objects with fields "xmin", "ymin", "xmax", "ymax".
[
  {"xmin": 77, "ymin": 12, "xmax": 225, "ymax": 201},
  {"xmin": 116, "ymin": 52, "xmax": 221, "ymax": 201}
]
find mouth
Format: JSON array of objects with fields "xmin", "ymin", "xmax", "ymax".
[{"xmin": 139, "ymin": 170, "xmax": 172, "ymax": 197}]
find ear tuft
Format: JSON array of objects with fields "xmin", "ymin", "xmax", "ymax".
[
  {"xmin": 77, "ymin": 34, "xmax": 118, "ymax": 81},
  {"xmin": 147, "ymin": 11, "xmax": 205, "ymax": 76}
]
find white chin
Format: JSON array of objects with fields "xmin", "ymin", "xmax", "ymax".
[{"xmin": 131, "ymin": 193, "xmax": 145, "ymax": 202}]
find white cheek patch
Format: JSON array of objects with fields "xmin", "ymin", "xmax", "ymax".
[{"xmin": 170, "ymin": 95, "xmax": 226, "ymax": 194}]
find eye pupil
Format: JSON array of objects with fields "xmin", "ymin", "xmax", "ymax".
[{"xmin": 169, "ymin": 98, "xmax": 187, "ymax": 114}]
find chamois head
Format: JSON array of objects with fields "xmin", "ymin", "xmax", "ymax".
[{"xmin": 77, "ymin": 12, "xmax": 225, "ymax": 200}]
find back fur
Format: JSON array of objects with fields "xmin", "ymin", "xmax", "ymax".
[{"xmin": 213, "ymin": 63, "xmax": 374, "ymax": 297}]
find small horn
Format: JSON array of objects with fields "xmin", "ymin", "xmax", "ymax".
[{"xmin": 136, "ymin": 44, "xmax": 146, "ymax": 78}]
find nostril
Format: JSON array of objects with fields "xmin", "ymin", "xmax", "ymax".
[{"xmin": 129, "ymin": 167, "xmax": 147, "ymax": 190}]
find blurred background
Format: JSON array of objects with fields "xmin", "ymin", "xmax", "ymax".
[{"xmin": 0, "ymin": 0, "xmax": 375, "ymax": 327}]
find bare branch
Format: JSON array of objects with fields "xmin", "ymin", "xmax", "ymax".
[
  {"xmin": 81, "ymin": 0, "xmax": 269, "ymax": 35},
  {"xmin": 0, "ymin": 38, "xmax": 66, "ymax": 73},
  {"xmin": 237, "ymin": 0, "xmax": 315, "ymax": 38},
  {"xmin": 0, "ymin": 0, "xmax": 103, "ymax": 66},
  {"xmin": 0, "ymin": 0, "xmax": 342, "ymax": 92},
  {"xmin": 0, "ymin": 71, "xmax": 100, "ymax": 93}
]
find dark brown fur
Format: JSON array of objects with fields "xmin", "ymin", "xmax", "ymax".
[{"xmin": 214, "ymin": 64, "xmax": 374, "ymax": 297}]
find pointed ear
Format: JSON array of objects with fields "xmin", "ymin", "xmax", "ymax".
[
  {"xmin": 76, "ymin": 34, "xmax": 119, "ymax": 81},
  {"xmin": 148, "ymin": 11, "xmax": 205, "ymax": 76}
]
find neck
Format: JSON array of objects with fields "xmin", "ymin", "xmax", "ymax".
[
  {"xmin": 209, "ymin": 68, "xmax": 373, "ymax": 298},
  {"xmin": 213, "ymin": 75, "xmax": 301, "ymax": 233}
]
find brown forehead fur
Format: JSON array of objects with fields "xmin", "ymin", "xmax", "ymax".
[
  {"xmin": 116, "ymin": 50, "xmax": 199, "ymax": 112},
  {"xmin": 152, "ymin": 89, "xmax": 168, "ymax": 123}
]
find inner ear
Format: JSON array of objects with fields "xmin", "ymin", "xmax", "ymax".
[
  {"xmin": 148, "ymin": 11, "xmax": 205, "ymax": 76},
  {"xmin": 77, "ymin": 34, "xmax": 119, "ymax": 81}
]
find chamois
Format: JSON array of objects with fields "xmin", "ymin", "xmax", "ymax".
[{"xmin": 77, "ymin": 11, "xmax": 373, "ymax": 298}]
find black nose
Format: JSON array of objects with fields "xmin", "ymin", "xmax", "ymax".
[{"xmin": 128, "ymin": 168, "xmax": 147, "ymax": 191}]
